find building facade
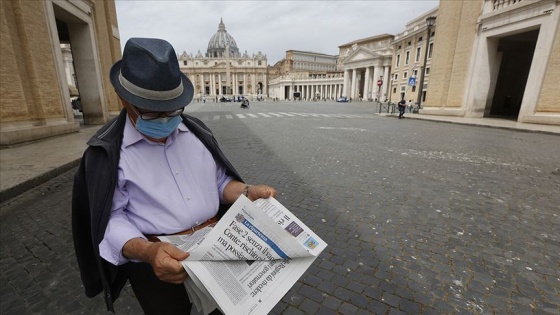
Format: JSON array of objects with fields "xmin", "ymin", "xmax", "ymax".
[
  {"xmin": 1, "ymin": 0, "xmax": 122, "ymax": 145},
  {"xmin": 424, "ymin": 0, "xmax": 560, "ymax": 125},
  {"xmin": 390, "ymin": 8, "xmax": 438, "ymax": 104},
  {"xmin": 338, "ymin": 34, "xmax": 394, "ymax": 101},
  {"xmin": 178, "ymin": 19, "xmax": 268, "ymax": 100},
  {"xmin": 268, "ymin": 50, "xmax": 343, "ymax": 100}
]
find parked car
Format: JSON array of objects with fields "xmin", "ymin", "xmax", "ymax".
[
  {"xmin": 337, "ymin": 97, "xmax": 349, "ymax": 102},
  {"xmin": 219, "ymin": 96, "xmax": 232, "ymax": 102}
]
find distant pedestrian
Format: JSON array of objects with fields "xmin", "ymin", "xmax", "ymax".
[
  {"xmin": 408, "ymin": 100, "xmax": 413, "ymax": 113},
  {"xmin": 398, "ymin": 98, "xmax": 406, "ymax": 119}
]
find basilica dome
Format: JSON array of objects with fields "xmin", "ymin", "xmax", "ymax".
[{"xmin": 207, "ymin": 19, "xmax": 240, "ymax": 58}]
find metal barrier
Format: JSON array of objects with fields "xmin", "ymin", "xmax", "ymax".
[{"xmin": 378, "ymin": 102, "xmax": 396, "ymax": 114}]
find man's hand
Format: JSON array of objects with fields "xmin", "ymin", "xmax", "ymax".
[
  {"xmin": 223, "ymin": 180, "xmax": 277, "ymax": 203},
  {"xmin": 246, "ymin": 184, "xmax": 277, "ymax": 201},
  {"xmin": 146, "ymin": 242, "xmax": 190, "ymax": 283},
  {"xmin": 123, "ymin": 238, "xmax": 189, "ymax": 284}
]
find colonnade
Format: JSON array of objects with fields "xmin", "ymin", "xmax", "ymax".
[
  {"xmin": 344, "ymin": 66, "xmax": 391, "ymax": 101},
  {"xmin": 288, "ymin": 82, "xmax": 345, "ymax": 100},
  {"xmin": 191, "ymin": 72, "xmax": 267, "ymax": 97}
]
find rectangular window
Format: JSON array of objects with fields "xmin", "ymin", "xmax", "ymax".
[
  {"xmin": 405, "ymin": 51, "xmax": 410, "ymax": 65},
  {"xmin": 426, "ymin": 67, "xmax": 430, "ymax": 75},
  {"xmin": 394, "ymin": 73, "xmax": 399, "ymax": 81},
  {"xmin": 413, "ymin": 69, "xmax": 418, "ymax": 77},
  {"xmin": 415, "ymin": 47, "xmax": 421, "ymax": 62},
  {"xmin": 403, "ymin": 71, "xmax": 408, "ymax": 79},
  {"xmin": 393, "ymin": 87, "xmax": 397, "ymax": 93},
  {"xmin": 428, "ymin": 43, "xmax": 434, "ymax": 59},
  {"xmin": 396, "ymin": 55, "xmax": 400, "ymax": 67},
  {"xmin": 412, "ymin": 85, "xmax": 416, "ymax": 92},
  {"xmin": 183, "ymin": 60, "xmax": 187, "ymax": 66}
]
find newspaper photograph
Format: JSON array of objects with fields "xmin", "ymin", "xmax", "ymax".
[{"xmin": 157, "ymin": 195, "xmax": 327, "ymax": 315}]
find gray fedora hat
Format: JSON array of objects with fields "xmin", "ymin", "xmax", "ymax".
[{"xmin": 110, "ymin": 38, "xmax": 194, "ymax": 111}]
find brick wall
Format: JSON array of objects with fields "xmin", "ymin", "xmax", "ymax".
[
  {"xmin": 1, "ymin": 0, "xmax": 64, "ymax": 123},
  {"xmin": 424, "ymin": 0, "xmax": 481, "ymax": 108},
  {"xmin": 537, "ymin": 17, "xmax": 560, "ymax": 113},
  {"xmin": 93, "ymin": 0, "xmax": 122, "ymax": 113}
]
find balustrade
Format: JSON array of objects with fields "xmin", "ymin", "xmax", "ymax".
[{"xmin": 493, "ymin": 0, "xmax": 523, "ymax": 11}]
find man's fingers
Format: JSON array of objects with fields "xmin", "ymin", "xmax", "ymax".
[
  {"xmin": 165, "ymin": 244, "xmax": 190, "ymax": 261},
  {"xmin": 251, "ymin": 185, "xmax": 277, "ymax": 200}
]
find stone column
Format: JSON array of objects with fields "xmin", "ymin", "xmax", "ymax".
[
  {"xmin": 210, "ymin": 74, "xmax": 215, "ymax": 96},
  {"xmin": 343, "ymin": 69, "xmax": 351, "ymax": 98},
  {"xmin": 383, "ymin": 66, "xmax": 390, "ymax": 101},
  {"xmin": 243, "ymin": 72, "xmax": 247, "ymax": 96},
  {"xmin": 351, "ymin": 69, "xmax": 357, "ymax": 100},
  {"xmin": 252, "ymin": 74, "xmax": 257, "ymax": 96},
  {"xmin": 372, "ymin": 66, "xmax": 381, "ymax": 101},
  {"xmin": 364, "ymin": 67, "xmax": 371, "ymax": 100},
  {"xmin": 200, "ymin": 74, "xmax": 205, "ymax": 96}
]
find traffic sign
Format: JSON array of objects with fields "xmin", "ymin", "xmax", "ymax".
[
  {"xmin": 408, "ymin": 76, "xmax": 417, "ymax": 86},
  {"xmin": 377, "ymin": 80, "xmax": 383, "ymax": 86}
]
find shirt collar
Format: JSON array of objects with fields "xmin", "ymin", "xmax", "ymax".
[{"xmin": 122, "ymin": 115, "xmax": 189, "ymax": 148}]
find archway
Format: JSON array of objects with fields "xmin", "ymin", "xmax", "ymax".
[
  {"xmin": 486, "ymin": 29, "xmax": 539, "ymax": 120},
  {"xmin": 51, "ymin": 2, "xmax": 107, "ymax": 125}
]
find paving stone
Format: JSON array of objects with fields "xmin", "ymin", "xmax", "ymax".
[
  {"xmin": 338, "ymin": 302, "xmax": 359, "ymax": 315},
  {"xmin": 298, "ymin": 284, "xmax": 325, "ymax": 303}
]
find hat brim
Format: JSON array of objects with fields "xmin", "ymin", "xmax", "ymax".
[{"xmin": 109, "ymin": 60, "xmax": 194, "ymax": 111}]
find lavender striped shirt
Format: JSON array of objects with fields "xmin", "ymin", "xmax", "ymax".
[{"xmin": 99, "ymin": 116, "xmax": 233, "ymax": 265}]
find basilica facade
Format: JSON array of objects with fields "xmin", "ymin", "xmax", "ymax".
[{"xmin": 178, "ymin": 19, "xmax": 268, "ymax": 100}]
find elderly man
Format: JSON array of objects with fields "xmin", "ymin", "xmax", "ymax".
[{"xmin": 72, "ymin": 38, "xmax": 276, "ymax": 314}]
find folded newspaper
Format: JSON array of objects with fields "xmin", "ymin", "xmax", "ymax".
[{"xmin": 157, "ymin": 195, "xmax": 327, "ymax": 315}]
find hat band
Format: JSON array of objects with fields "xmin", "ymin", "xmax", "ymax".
[{"xmin": 118, "ymin": 71, "xmax": 184, "ymax": 101}]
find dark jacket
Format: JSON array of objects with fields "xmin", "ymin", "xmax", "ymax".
[{"xmin": 72, "ymin": 109, "xmax": 243, "ymax": 312}]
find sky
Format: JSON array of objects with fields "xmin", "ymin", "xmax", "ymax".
[{"xmin": 115, "ymin": 1, "xmax": 439, "ymax": 65}]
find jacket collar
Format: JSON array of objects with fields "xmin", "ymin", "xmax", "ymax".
[{"xmin": 87, "ymin": 109, "xmax": 127, "ymax": 148}]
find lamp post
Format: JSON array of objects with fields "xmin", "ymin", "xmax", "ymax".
[{"xmin": 416, "ymin": 16, "xmax": 436, "ymax": 111}]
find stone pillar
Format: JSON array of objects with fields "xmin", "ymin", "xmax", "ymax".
[
  {"xmin": 343, "ymin": 69, "xmax": 351, "ymax": 98},
  {"xmin": 372, "ymin": 66, "xmax": 381, "ymax": 100},
  {"xmin": 364, "ymin": 67, "xmax": 371, "ymax": 100},
  {"xmin": 351, "ymin": 69, "xmax": 357, "ymax": 100},
  {"xmin": 243, "ymin": 73, "xmax": 247, "ymax": 96},
  {"xmin": 210, "ymin": 74, "xmax": 215, "ymax": 96},
  {"xmin": 383, "ymin": 66, "xmax": 390, "ymax": 101}
]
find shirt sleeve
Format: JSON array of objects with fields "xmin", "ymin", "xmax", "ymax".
[
  {"xmin": 216, "ymin": 161, "xmax": 234, "ymax": 203},
  {"xmin": 99, "ymin": 172, "xmax": 146, "ymax": 266}
]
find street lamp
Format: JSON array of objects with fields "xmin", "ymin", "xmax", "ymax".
[{"xmin": 416, "ymin": 16, "xmax": 436, "ymax": 111}]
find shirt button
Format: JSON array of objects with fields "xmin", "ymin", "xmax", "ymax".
[
  {"xmin": 187, "ymin": 196, "xmax": 191, "ymax": 200},
  {"xmin": 175, "ymin": 171, "xmax": 179, "ymax": 175}
]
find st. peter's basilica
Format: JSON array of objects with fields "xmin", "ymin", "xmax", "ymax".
[{"xmin": 177, "ymin": 19, "xmax": 268, "ymax": 100}]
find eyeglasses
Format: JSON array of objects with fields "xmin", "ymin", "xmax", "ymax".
[{"xmin": 131, "ymin": 106, "xmax": 184, "ymax": 121}]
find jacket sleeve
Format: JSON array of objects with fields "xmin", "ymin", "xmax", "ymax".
[{"xmin": 72, "ymin": 151, "xmax": 103, "ymax": 298}]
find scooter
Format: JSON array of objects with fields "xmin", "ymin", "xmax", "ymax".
[{"xmin": 240, "ymin": 99, "xmax": 250, "ymax": 108}]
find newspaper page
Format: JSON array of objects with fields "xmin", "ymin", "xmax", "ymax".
[{"xmin": 158, "ymin": 195, "xmax": 327, "ymax": 315}]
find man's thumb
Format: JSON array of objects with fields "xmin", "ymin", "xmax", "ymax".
[{"xmin": 166, "ymin": 244, "xmax": 190, "ymax": 260}]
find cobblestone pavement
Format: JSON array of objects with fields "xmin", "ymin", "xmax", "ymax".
[{"xmin": 1, "ymin": 101, "xmax": 559, "ymax": 314}]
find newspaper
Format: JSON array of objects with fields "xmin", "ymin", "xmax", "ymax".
[{"xmin": 157, "ymin": 195, "xmax": 327, "ymax": 315}]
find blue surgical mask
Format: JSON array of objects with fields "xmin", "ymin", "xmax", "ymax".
[{"xmin": 135, "ymin": 115, "xmax": 182, "ymax": 139}]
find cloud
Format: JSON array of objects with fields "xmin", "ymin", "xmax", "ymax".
[{"xmin": 115, "ymin": 0, "xmax": 438, "ymax": 64}]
